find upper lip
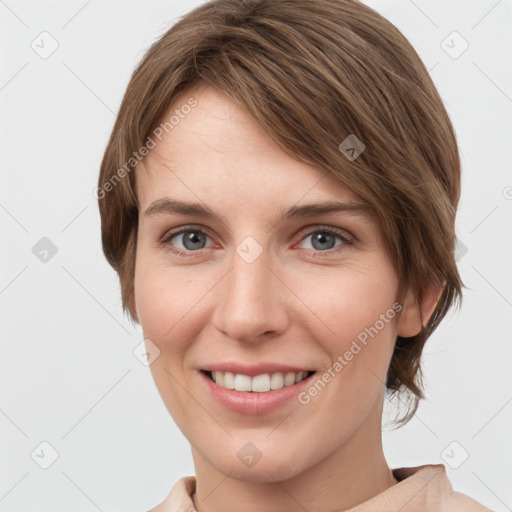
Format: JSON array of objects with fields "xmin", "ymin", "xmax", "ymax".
[{"xmin": 200, "ymin": 362, "xmax": 315, "ymax": 377}]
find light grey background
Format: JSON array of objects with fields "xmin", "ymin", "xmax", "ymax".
[{"xmin": 0, "ymin": 0, "xmax": 511, "ymax": 511}]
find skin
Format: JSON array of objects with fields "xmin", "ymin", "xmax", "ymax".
[{"xmin": 132, "ymin": 82, "xmax": 443, "ymax": 512}]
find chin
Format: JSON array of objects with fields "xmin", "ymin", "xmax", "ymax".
[
  {"xmin": 203, "ymin": 444, "xmax": 311, "ymax": 483},
  {"xmin": 223, "ymin": 462, "xmax": 305, "ymax": 483}
]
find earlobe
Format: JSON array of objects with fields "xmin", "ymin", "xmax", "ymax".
[{"xmin": 397, "ymin": 280, "xmax": 445, "ymax": 338}]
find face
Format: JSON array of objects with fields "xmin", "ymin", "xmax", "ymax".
[{"xmin": 133, "ymin": 82, "xmax": 420, "ymax": 482}]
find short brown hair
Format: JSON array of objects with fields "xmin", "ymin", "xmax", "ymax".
[{"xmin": 97, "ymin": 0, "xmax": 464, "ymax": 425}]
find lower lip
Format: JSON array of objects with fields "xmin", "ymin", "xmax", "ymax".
[{"xmin": 199, "ymin": 370, "xmax": 316, "ymax": 415}]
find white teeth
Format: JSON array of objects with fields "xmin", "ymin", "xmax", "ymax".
[
  {"xmin": 223, "ymin": 372, "xmax": 235, "ymax": 389},
  {"xmin": 284, "ymin": 372, "xmax": 296, "ymax": 386},
  {"xmin": 212, "ymin": 371, "xmax": 224, "ymax": 387},
  {"xmin": 270, "ymin": 373, "xmax": 284, "ymax": 389},
  {"xmin": 234, "ymin": 374, "xmax": 252, "ymax": 392},
  {"xmin": 251, "ymin": 374, "xmax": 270, "ymax": 392},
  {"xmin": 209, "ymin": 370, "xmax": 311, "ymax": 392}
]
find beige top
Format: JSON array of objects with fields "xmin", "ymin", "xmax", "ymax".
[{"xmin": 149, "ymin": 463, "xmax": 493, "ymax": 511}]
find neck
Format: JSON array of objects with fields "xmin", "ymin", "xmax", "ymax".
[{"xmin": 190, "ymin": 402, "xmax": 398, "ymax": 512}]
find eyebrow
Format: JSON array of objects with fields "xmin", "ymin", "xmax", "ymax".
[{"xmin": 143, "ymin": 198, "xmax": 373, "ymax": 223}]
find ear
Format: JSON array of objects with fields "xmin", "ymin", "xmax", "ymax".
[{"xmin": 397, "ymin": 280, "xmax": 445, "ymax": 338}]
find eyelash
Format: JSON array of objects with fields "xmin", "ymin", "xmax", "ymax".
[{"xmin": 159, "ymin": 225, "xmax": 354, "ymax": 258}]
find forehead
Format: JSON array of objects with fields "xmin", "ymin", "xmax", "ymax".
[{"xmin": 135, "ymin": 83, "xmax": 364, "ymax": 212}]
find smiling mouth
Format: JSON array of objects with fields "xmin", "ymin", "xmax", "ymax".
[{"xmin": 201, "ymin": 369, "xmax": 316, "ymax": 392}]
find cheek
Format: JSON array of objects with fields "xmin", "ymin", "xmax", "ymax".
[
  {"xmin": 134, "ymin": 256, "xmax": 212, "ymax": 354},
  {"xmin": 134, "ymin": 258, "xmax": 207, "ymax": 426},
  {"xmin": 291, "ymin": 262, "xmax": 398, "ymax": 343},
  {"xmin": 135, "ymin": 261, "xmax": 173, "ymax": 339},
  {"xmin": 292, "ymin": 265, "xmax": 399, "ymax": 405}
]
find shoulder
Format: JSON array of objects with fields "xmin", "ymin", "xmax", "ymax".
[
  {"xmin": 448, "ymin": 489, "xmax": 494, "ymax": 511},
  {"xmin": 146, "ymin": 476, "xmax": 196, "ymax": 512},
  {"xmin": 393, "ymin": 464, "xmax": 493, "ymax": 511},
  {"xmin": 146, "ymin": 468, "xmax": 494, "ymax": 512}
]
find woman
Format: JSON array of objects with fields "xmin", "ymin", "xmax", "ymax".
[{"xmin": 97, "ymin": 0, "xmax": 492, "ymax": 510}]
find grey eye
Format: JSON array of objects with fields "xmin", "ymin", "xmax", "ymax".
[
  {"xmin": 308, "ymin": 232, "xmax": 338, "ymax": 251},
  {"xmin": 171, "ymin": 230, "xmax": 209, "ymax": 251}
]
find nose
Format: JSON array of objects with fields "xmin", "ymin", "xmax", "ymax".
[{"xmin": 211, "ymin": 244, "xmax": 289, "ymax": 344}]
